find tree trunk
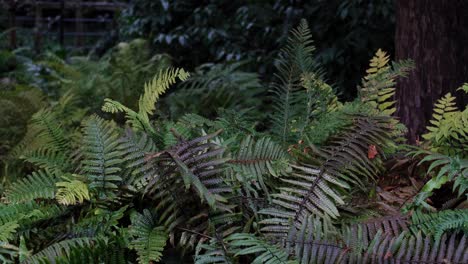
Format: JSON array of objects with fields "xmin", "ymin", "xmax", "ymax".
[{"xmin": 395, "ymin": 0, "xmax": 468, "ymax": 143}]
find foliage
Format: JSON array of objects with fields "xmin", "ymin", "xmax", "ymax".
[
  {"xmin": 39, "ymin": 39, "xmax": 171, "ymax": 111},
  {"xmin": 0, "ymin": 20, "xmax": 466, "ymax": 264},
  {"xmin": 119, "ymin": 0, "xmax": 395, "ymax": 99},
  {"xmin": 422, "ymin": 88, "xmax": 468, "ymax": 156},
  {"xmin": 129, "ymin": 209, "xmax": 167, "ymax": 263},
  {"xmin": 163, "ymin": 62, "xmax": 265, "ymax": 119}
]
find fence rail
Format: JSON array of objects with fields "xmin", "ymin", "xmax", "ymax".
[{"xmin": 1, "ymin": 0, "xmax": 127, "ymax": 52}]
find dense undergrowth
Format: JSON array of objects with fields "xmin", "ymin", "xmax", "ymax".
[{"xmin": 0, "ymin": 20, "xmax": 467, "ymax": 263}]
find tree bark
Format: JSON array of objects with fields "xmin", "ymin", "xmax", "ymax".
[{"xmin": 395, "ymin": 0, "xmax": 468, "ymax": 143}]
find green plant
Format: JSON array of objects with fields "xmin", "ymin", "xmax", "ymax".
[
  {"xmin": 1, "ymin": 20, "xmax": 466, "ymax": 264},
  {"xmin": 422, "ymin": 87, "xmax": 468, "ymax": 156}
]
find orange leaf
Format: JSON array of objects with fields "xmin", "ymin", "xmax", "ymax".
[{"xmin": 368, "ymin": 145, "xmax": 378, "ymax": 159}]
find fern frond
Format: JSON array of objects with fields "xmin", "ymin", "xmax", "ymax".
[
  {"xmin": 271, "ymin": 19, "xmax": 322, "ymax": 144},
  {"xmin": 24, "ymin": 237, "xmax": 94, "ymax": 264},
  {"xmin": 412, "ymin": 150, "xmax": 468, "ymax": 199},
  {"xmin": 260, "ymin": 163, "xmax": 348, "ymax": 234},
  {"xmin": 58, "ymin": 236, "xmax": 130, "ymax": 264},
  {"xmin": 349, "ymin": 231, "xmax": 468, "ymax": 263},
  {"xmin": 282, "ymin": 215, "xmax": 342, "ymax": 264},
  {"xmin": 230, "ymin": 136, "xmax": 289, "ymax": 178},
  {"xmin": 410, "ymin": 210, "xmax": 468, "ymax": 240},
  {"xmin": 29, "ymin": 109, "xmax": 69, "ymax": 154},
  {"xmin": 195, "ymin": 239, "xmax": 234, "ymax": 264},
  {"xmin": 228, "ymin": 136, "xmax": 289, "ymax": 194},
  {"xmin": 129, "ymin": 209, "xmax": 167, "ymax": 264},
  {"xmin": 102, "ymin": 67, "xmax": 189, "ymax": 136},
  {"xmin": 5, "ymin": 170, "xmax": 59, "ymax": 203},
  {"xmin": 145, "ymin": 129, "xmax": 230, "ymax": 208},
  {"xmin": 423, "ymin": 91, "xmax": 467, "ymax": 155},
  {"xmin": 360, "ymin": 49, "xmax": 413, "ymax": 116},
  {"xmin": 261, "ymin": 116, "xmax": 392, "ymax": 237},
  {"xmin": 342, "ymin": 214, "xmax": 408, "ymax": 253},
  {"xmin": 226, "ymin": 233, "xmax": 296, "ymax": 264},
  {"xmin": 73, "ymin": 206, "xmax": 127, "ymax": 236},
  {"xmin": 20, "ymin": 147, "xmax": 71, "ymax": 173},
  {"xmin": 119, "ymin": 128, "xmax": 157, "ymax": 189},
  {"xmin": 0, "ymin": 221, "xmax": 19, "ymax": 242},
  {"xmin": 81, "ymin": 115, "xmax": 124, "ymax": 199},
  {"xmin": 424, "ymin": 93, "xmax": 459, "ymax": 139},
  {"xmin": 55, "ymin": 178, "xmax": 90, "ymax": 205}
]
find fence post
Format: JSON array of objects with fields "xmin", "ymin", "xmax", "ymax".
[
  {"xmin": 34, "ymin": 0, "xmax": 42, "ymax": 54},
  {"xmin": 8, "ymin": 0, "xmax": 17, "ymax": 49},
  {"xmin": 75, "ymin": 0, "xmax": 84, "ymax": 47},
  {"xmin": 59, "ymin": 0, "xmax": 65, "ymax": 47}
]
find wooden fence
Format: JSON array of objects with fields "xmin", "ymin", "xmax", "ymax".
[{"xmin": 1, "ymin": 0, "xmax": 127, "ymax": 52}]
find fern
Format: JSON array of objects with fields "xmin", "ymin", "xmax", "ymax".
[
  {"xmin": 195, "ymin": 239, "xmax": 234, "ymax": 264},
  {"xmin": 73, "ymin": 206, "xmax": 127, "ymax": 237},
  {"xmin": 119, "ymin": 129, "xmax": 157, "ymax": 189},
  {"xmin": 409, "ymin": 150, "xmax": 468, "ymax": 210},
  {"xmin": 80, "ymin": 115, "xmax": 124, "ymax": 199},
  {"xmin": 271, "ymin": 19, "xmax": 323, "ymax": 144},
  {"xmin": 228, "ymin": 136, "xmax": 289, "ymax": 194},
  {"xmin": 261, "ymin": 116, "xmax": 393, "ymax": 237},
  {"xmin": 102, "ymin": 67, "xmax": 189, "ymax": 136},
  {"xmin": 166, "ymin": 61, "xmax": 264, "ymax": 119},
  {"xmin": 129, "ymin": 209, "xmax": 167, "ymax": 264},
  {"xmin": 226, "ymin": 233, "xmax": 296, "ymax": 264},
  {"xmin": 410, "ymin": 210, "xmax": 468, "ymax": 240},
  {"xmin": 20, "ymin": 147, "xmax": 71, "ymax": 174},
  {"xmin": 360, "ymin": 49, "xmax": 413, "ymax": 116},
  {"xmin": 28, "ymin": 109, "xmax": 69, "ymax": 154},
  {"xmin": 57, "ymin": 236, "xmax": 130, "ymax": 264},
  {"xmin": 24, "ymin": 237, "xmax": 94, "ymax": 264},
  {"xmin": 282, "ymin": 215, "xmax": 341, "ymax": 264},
  {"xmin": 55, "ymin": 178, "xmax": 90, "ymax": 205},
  {"xmin": 423, "ymin": 90, "xmax": 468, "ymax": 155},
  {"xmin": 0, "ymin": 221, "xmax": 19, "ymax": 242},
  {"xmin": 5, "ymin": 170, "xmax": 59, "ymax": 203},
  {"xmin": 145, "ymin": 129, "xmax": 230, "ymax": 208}
]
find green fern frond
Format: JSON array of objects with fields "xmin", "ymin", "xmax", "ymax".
[
  {"xmin": 119, "ymin": 129, "xmax": 157, "ymax": 189},
  {"xmin": 425, "ymin": 93, "xmax": 459, "ymax": 136},
  {"xmin": 129, "ymin": 209, "xmax": 167, "ymax": 264},
  {"xmin": 20, "ymin": 147, "xmax": 71, "ymax": 173},
  {"xmin": 228, "ymin": 136, "xmax": 289, "ymax": 195},
  {"xmin": 55, "ymin": 178, "xmax": 90, "ymax": 205},
  {"xmin": 5, "ymin": 170, "xmax": 59, "ymax": 203},
  {"xmin": 271, "ymin": 19, "xmax": 323, "ymax": 144},
  {"xmin": 195, "ymin": 239, "xmax": 234, "ymax": 264},
  {"xmin": 423, "ymin": 91, "xmax": 467, "ymax": 155},
  {"xmin": 360, "ymin": 49, "xmax": 413, "ymax": 116},
  {"xmin": 261, "ymin": 116, "xmax": 392, "ymax": 237},
  {"xmin": 29, "ymin": 109, "xmax": 69, "ymax": 154},
  {"xmin": 102, "ymin": 67, "xmax": 189, "ymax": 135},
  {"xmin": 166, "ymin": 62, "xmax": 264, "ymax": 118},
  {"xmin": 161, "ymin": 121, "xmax": 193, "ymax": 148},
  {"xmin": 24, "ymin": 237, "xmax": 94, "ymax": 264},
  {"xmin": 411, "ymin": 150, "xmax": 468, "ymax": 202},
  {"xmin": 57, "ymin": 236, "xmax": 130, "ymax": 264},
  {"xmin": 231, "ymin": 136, "xmax": 289, "ymax": 178},
  {"xmin": 0, "ymin": 203, "xmax": 65, "ymax": 233},
  {"xmin": 81, "ymin": 115, "xmax": 124, "ymax": 199},
  {"xmin": 225, "ymin": 233, "xmax": 296, "ymax": 264},
  {"xmin": 0, "ymin": 221, "xmax": 19, "ymax": 242},
  {"xmin": 73, "ymin": 206, "xmax": 127, "ymax": 236},
  {"xmin": 410, "ymin": 210, "xmax": 468, "ymax": 240}
]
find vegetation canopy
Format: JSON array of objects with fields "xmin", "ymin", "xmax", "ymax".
[{"xmin": 0, "ymin": 10, "xmax": 466, "ymax": 264}]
